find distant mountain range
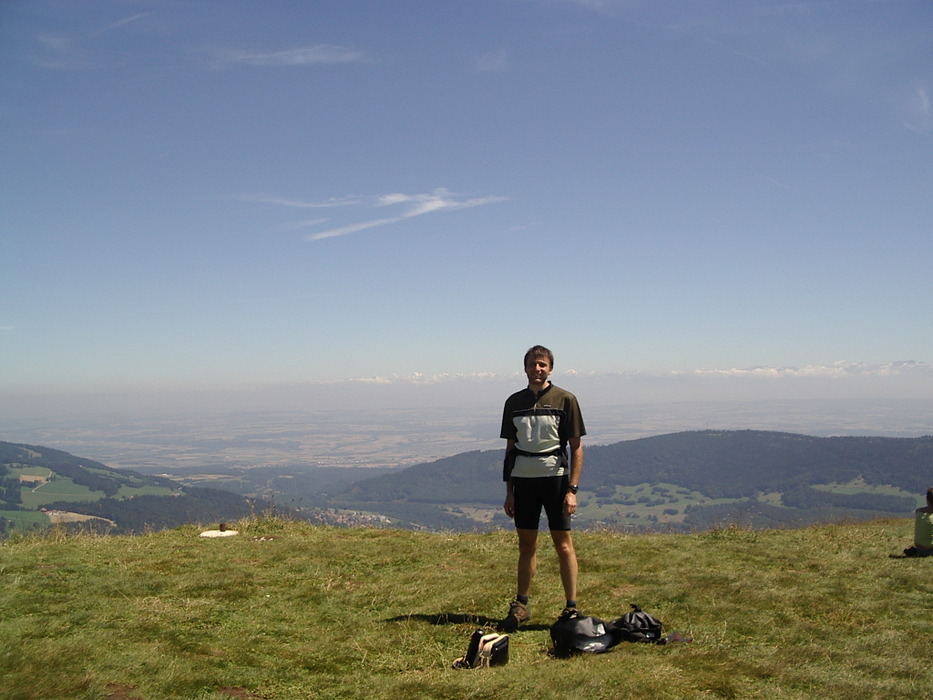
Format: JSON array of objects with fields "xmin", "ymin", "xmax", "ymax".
[
  {"xmin": 4, "ymin": 430, "xmax": 931, "ymax": 535},
  {"xmin": 328, "ymin": 430, "xmax": 933, "ymax": 531},
  {"xmin": 0, "ymin": 441, "xmax": 259, "ymax": 535}
]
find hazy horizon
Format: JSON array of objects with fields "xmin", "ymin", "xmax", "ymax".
[
  {"xmin": 4, "ymin": 358, "xmax": 932, "ymax": 416},
  {"xmin": 4, "ymin": 364, "xmax": 932, "ymax": 474}
]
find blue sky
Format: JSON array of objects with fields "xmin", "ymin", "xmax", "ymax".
[{"xmin": 2, "ymin": 0, "xmax": 933, "ymax": 411}]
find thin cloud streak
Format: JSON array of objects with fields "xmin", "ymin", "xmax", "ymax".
[
  {"xmin": 304, "ymin": 188, "xmax": 508, "ymax": 241},
  {"xmin": 205, "ymin": 45, "xmax": 366, "ymax": 68},
  {"xmin": 279, "ymin": 218, "xmax": 329, "ymax": 231},
  {"xmin": 234, "ymin": 194, "xmax": 362, "ymax": 208},
  {"xmin": 307, "ymin": 217, "xmax": 401, "ymax": 241},
  {"xmin": 34, "ymin": 13, "xmax": 152, "ymax": 70},
  {"xmin": 97, "ymin": 13, "xmax": 152, "ymax": 34},
  {"xmin": 905, "ymin": 83, "xmax": 931, "ymax": 133}
]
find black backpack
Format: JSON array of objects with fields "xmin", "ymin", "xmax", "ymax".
[
  {"xmin": 550, "ymin": 605, "xmax": 674, "ymax": 657},
  {"xmin": 549, "ymin": 613, "xmax": 620, "ymax": 657},
  {"xmin": 609, "ymin": 604, "xmax": 664, "ymax": 643}
]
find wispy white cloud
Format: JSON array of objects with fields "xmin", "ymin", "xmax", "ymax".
[
  {"xmin": 96, "ymin": 13, "xmax": 152, "ymax": 35},
  {"xmin": 337, "ymin": 361, "xmax": 931, "ymax": 388},
  {"xmin": 37, "ymin": 34, "xmax": 72, "ymax": 53},
  {"xmin": 234, "ymin": 188, "xmax": 507, "ymax": 240},
  {"xmin": 305, "ymin": 217, "xmax": 401, "ymax": 242},
  {"xmin": 333, "ymin": 361, "xmax": 933, "ymax": 407},
  {"xmin": 343, "ymin": 371, "xmax": 515, "ymax": 387},
  {"xmin": 34, "ymin": 13, "xmax": 153, "ymax": 70},
  {"xmin": 683, "ymin": 361, "xmax": 928, "ymax": 380},
  {"xmin": 304, "ymin": 188, "xmax": 508, "ymax": 241},
  {"xmin": 205, "ymin": 45, "xmax": 366, "ymax": 68},
  {"xmin": 701, "ymin": 37, "xmax": 774, "ymax": 72},
  {"xmin": 35, "ymin": 33, "xmax": 89, "ymax": 70},
  {"xmin": 474, "ymin": 49, "xmax": 509, "ymax": 72},
  {"xmin": 279, "ymin": 218, "xmax": 329, "ymax": 231},
  {"xmin": 904, "ymin": 83, "xmax": 931, "ymax": 134},
  {"xmin": 234, "ymin": 194, "xmax": 362, "ymax": 209}
]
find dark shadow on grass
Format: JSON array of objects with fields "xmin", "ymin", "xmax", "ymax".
[{"xmin": 384, "ymin": 612, "xmax": 550, "ymax": 631}]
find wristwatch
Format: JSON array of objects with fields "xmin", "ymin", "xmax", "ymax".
[{"xmin": 568, "ymin": 484, "xmax": 579, "ymax": 495}]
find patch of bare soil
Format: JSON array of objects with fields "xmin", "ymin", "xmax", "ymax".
[
  {"xmin": 216, "ymin": 687, "xmax": 260, "ymax": 699},
  {"xmin": 44, "ymin": 510, "xmax": 115, "ymax": 526},
  {"xmin": 104, "ymin": 684, "xmax": 259, "ymax": 699},
  {"xmin": 105, "ymin": 684, "xmax": 142, "ymax": 700}
]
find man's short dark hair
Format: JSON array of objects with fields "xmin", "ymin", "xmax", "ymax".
[{"xmin": 524, "ymin": 345, "xmax": 554, "ymax": 369}]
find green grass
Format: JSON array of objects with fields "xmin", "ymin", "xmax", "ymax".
[
  {"xmin": 8, "ymin": 465, "xmax": 180, "ymax": 511},
  {"xmin": 8, "ymin": 466, "xmax": 51, "ymax": 477},
  {"xmin": 1, "ymin": 517, "xmax": 931, "ymax": 699},
  {"xmin": 0, "ymin": 509, "xmax": 49, "ymax": 529},
  {"xmin": 18, "ymin": 479, "xmax": 100, "ymax": 508},
  {"xmin": 578, "ymin": 481, "xmax": 764, "ymax": 526},
  {"xmin": 114, "ymin": 484, "xmax": 178, "ymax": 498},
  {"xmin": 812, "ymin": 481, "xmax": 922, "ymax": 502}
]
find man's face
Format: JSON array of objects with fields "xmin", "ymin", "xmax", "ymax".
[{"xmin": 525, "ymin": 355, "xmax": 552, "ymax": 387}]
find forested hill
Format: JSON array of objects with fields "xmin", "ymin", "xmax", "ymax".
[
  {"xmin": 583, "ymin": 430, "xmax": 933, "ymax": 496},
  {"xmin": 5, "ymin": 431, "xmax": 932, "ymax": 535},
  {"xmin": 0, "ymin": 441, "xmax": 257, "ymax": 535},
  {"xmin": 334, "ymin": 430, "xmax": 933, "ymax": 531},
  {"xmin": 0, "ymin": 441, "xmax": 178, "ymax": 495}
]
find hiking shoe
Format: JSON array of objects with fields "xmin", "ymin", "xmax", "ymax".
[
  {"xmin": 498, "ymin": 600, "xmax": 530, "ymax": 632},
  {"xmin": 558, "ymin": 606, "xmax": 579, "ymax": 621}
]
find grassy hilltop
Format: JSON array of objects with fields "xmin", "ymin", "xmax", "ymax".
[{"xmin": 1, "ymin": 517, "xmax": 931, "ymax": 699}]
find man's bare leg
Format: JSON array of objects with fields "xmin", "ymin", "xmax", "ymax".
[
  {"xmin": 516, "ymin": 527, "xmax": 539, "ymax": 596},
  {"xmin": 550, "ymin": 529, "xmax": 578, "ymax": 605},
  {"xmin": 498, "ymin": 528, "xmax": 539, "ymax": 631}
]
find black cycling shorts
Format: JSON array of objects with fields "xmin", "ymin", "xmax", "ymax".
[{"xmin": 512, "ymin": 476, "xmax": 571, "ymax": 531}]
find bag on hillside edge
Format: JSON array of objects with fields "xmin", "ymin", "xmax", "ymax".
[
  {"xmin": 452, "ymin": 629, "xmax": 509, "ymax": 669},
  {"xmin": 609, "ymin": 604, "xmax": 664, "ymax": 643},
  {"xmin": 549, "ymin": 612, "xmax": 620, "ymax": 657}
]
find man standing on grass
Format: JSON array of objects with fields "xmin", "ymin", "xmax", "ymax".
[{"xmin": 499, "ymin": 345, "xmax": 586, "ymax": 632}]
